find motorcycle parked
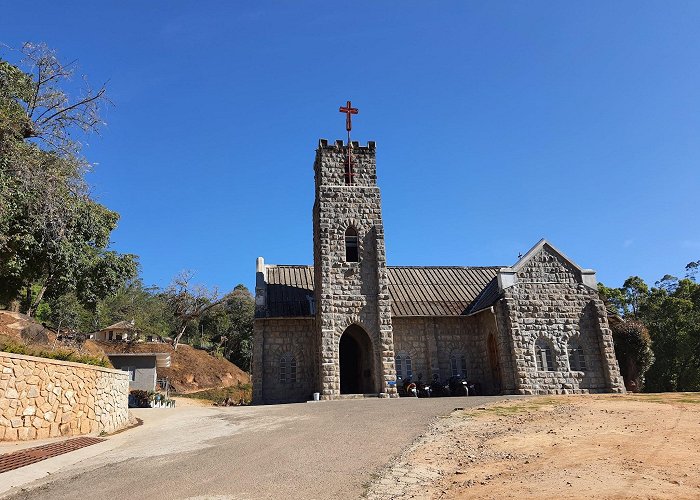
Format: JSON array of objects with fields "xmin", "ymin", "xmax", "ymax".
[
  {"xmin": 401, "ymin": 376, "xmax": 418, "ymax": 397},
  {"xmin": 429, "ymin": 373, "xmax": 450, "ymax": 397},
  {"xmin": 416, "ymin": 374, "xmax": 431, "ymax": 398},
  {"xmin": 448, "ymin": 375, "xmax": 469, "ymax": 396}
]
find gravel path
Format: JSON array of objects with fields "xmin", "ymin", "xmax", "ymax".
[{"xmin": 3, "ymin": 396, "xmax": 502, "ymax": 500}]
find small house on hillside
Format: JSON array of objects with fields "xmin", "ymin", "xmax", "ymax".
[
  {"xmin": 107, "ymin": 352, "xmax": 171, "ymax": 392},
  {"xmin": 94, "ymin": 320, "xmax": 138, "ymax": 342}
]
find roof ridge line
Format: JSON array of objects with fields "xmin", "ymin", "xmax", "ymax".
[{"xmin": 387, "ymin": 265, "xmax": 504, "ymax": 269}]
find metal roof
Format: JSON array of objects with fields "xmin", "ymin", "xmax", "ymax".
[
  {"xmin": 466, "ymin": 277, "xmax": 501, "ymax": 315},
  {"xmin": 388, "ymin": 266, "xmax": 500, "ymax": 316},
  {"xmin": 261, "ymin": 265, "xmax": 503, "ymax": 318},
  {"xmin": 265, "ymin": 266, "xmax": 315, "ymax": 318},
  {"xmin": 106, "ymin": 352, "xmax": 171, "ymax": 368}
]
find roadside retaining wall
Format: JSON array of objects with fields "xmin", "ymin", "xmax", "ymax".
[{"xmin": 0, "ymin": 352, "xmax": 129, "ymax": 441}]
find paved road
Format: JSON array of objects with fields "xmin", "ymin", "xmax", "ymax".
[{"xmin": 2, "ymin": 396, "xmax": 504, "ymax": 500}]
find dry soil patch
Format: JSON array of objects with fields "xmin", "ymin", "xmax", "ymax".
[{"xmin": 365, "ymin": 393, "xmax": 700, "ymax": 500}]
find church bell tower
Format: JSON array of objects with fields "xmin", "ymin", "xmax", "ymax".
[{"xmin": 312, "ymin": 138, "xmax": 397, "ymax": 398}]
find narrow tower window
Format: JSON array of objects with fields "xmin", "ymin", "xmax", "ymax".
[{"xmin": 345, "ymin": 227, "xmax": 359, "ymax": 262}]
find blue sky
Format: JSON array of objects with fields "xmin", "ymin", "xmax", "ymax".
[{"xmin": 2, "ymin": 2, "xmax": 699, "ymax": 292}]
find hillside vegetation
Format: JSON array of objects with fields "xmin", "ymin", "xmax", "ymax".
[{"xmin": 0, "ymin": 310, "xmax": 249, "ymax": 394}]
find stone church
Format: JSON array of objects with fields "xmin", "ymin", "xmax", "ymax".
[{"xmin": 252, "ymin": 139, "xmax": 625, "ymax": 404}]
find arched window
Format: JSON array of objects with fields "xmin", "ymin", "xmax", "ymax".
[
  {"xmin": 345, "ymin": 227, "xmax": 359, "ymax": 262},
  {"xmin": 535, "ymin": 339, "xmax": 555, "ymax": 371},
  {"xmin": 568, "ymin": 340, "xmax": 587, "ymax": 372},
  {"xmin": 450, "ymin": 352, "xmax": 467, "ymax": 377},
  {"xmin": 279, "ymin": 353, "xmax": 297, "ymax": 384},
  {"xmin": 394, "ymin": 352, "xmax": 412, "ymax": 381}
]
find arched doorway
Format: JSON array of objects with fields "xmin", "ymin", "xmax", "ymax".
[
  {"xmin": 339, "ymin": 324, "xmax": 375, "ymax": 394},
  {"xmin": 487, "ymin": 333, "xmax": 502, "ymax": 394}
]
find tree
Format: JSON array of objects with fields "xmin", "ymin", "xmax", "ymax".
[
  {"xmin": 165, "ymin": 271, "xmax": 222, "ymax": 350},
  {"xmin": 622, "ymin": 276, "xmax": 649, "ymax": 317},
  {"xmin": 0, "ymin": 43, "xmax": 137, "ymax": 314},
  {"xmin": 44, "ymin": 292, "xmax": 95, "ymax": 334},
  {"xmin": 220, "ymin": 285, "xmax": 255, "ymax": 370},
  {"xmin": 641, "ymin": 278, "xmax": 700, "ymax": 392},
  {"xmin": 611, "ymin": 319, "xmax": 654, "ymax": 392},
  {"xmin": 2, "ymin": 43, "xmax": 107, "ymax": 155},
  {"xmin": 598, "ymin": 283, "xmax": 628, "ymax": 316},
  {"xmin": 97, "ymin": 279, "xmax": 171, "ymax": 340},
  {"xmin": 603, "ymin": 265, "xmax": 700, "ymax": 393}
]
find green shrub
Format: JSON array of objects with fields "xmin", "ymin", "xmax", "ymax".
[
  {"xmin": 129, "ymin": 390, "xmax": 151, "ymax": 408},
  {"xmin": 0, "ymin": 337, "xmax": 110, "ymax": 367},
  {"xmin": 612, "ymin": 319, "xmax": 655, "ymax": 392}
]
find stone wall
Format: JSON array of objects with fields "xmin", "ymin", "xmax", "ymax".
[
  {"xmin": 253, "ymin": 318, "xmax": 317, "ymax": 404},
  {"xmin": 501, "ymin": 246, "xmax": 625, "ymax": 394},
  {"xmin": 392, "ymin": 314, "xmax": 503, "ymax": 395},
  {"xmin": 0, "ymin": 352, "xmax": 130, "ymax": 441}
]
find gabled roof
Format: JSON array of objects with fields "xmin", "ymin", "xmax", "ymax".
[
  {"xmin": 508, "ymin": 238, "xmax": 585, "ymax": 275},
  {"xmin": 257, "ymin": 239, "xmax": 598, "ymax": 319},
  {"xmin": 466, "ymin": 238, "xmax": 599, "ymax": 315},
  {"xmin": 260, "ymin": 265, "xmax": 502, "ymax": 318},
  {"xmin": 101, "ymin": 320, "xmax": 136, "ymax": 331}
]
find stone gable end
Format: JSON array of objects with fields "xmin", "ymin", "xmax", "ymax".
[{"xmin": 502, "ymin": 245, "xmax": 624, "ymax": 395}]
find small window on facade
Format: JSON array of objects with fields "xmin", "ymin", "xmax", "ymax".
[
  {"xmin": 535, "ymin": 339, "xmax": 555, "ymax": 371},
  {"xmin": 345, "ymin": 227, "xmax": 359, "ymax": 262},
  {"xmin": 568, "ymin": 341, "xmax": 587, "ymax": 372},
  {"xmin": 280, "ymin": 353, "xmax": 297, "ymax": 384},
  {"xmin": 450, "ymin": 353, "xmax": 467, "ymax": 377},
  {"xmin": 121, "ymin": 366, "xmax": 136, "ymax": 381},
  {"xmin": 395, "ymin": 352, "xmax": 413, "ymax": 380}
]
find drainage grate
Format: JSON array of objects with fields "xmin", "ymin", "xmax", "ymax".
[{"xmin": 0, "ymin": 436, "xmax": 105, "ymax": 473}]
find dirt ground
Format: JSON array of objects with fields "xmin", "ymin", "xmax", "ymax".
[{"xmin": 365, "ymin": 393, "xmax": 700, "ymax": 500}]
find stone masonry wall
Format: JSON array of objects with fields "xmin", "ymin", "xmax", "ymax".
[
  {"xmin": 0, "ymin": 353, "xmax": 129, "ymax": 441},
  {"xmin": 503, "ymin": 247, "xmax": 625, "ymax": 394},
  {"xmin": 254, "ymin": 318, "xmax": 317, "ymax": 404},
  {"xmin": 492, "ymin": 300, "xmax": 520, "ymax": 394},
  {"xmin": 392, "ymin": 315, "xmax": 502, "ymax": 395},
  {"xmin": 313, "ymin": 141, "xmax": 396, "ymax": 398}
]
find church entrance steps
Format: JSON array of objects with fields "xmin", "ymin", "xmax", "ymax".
[{"xmin": 336, "ymin": 393, "xmax": 381, "ymax": 400}]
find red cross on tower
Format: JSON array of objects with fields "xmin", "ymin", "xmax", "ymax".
[
  {"xmin": 338, "ymin": 100, "xmax": 359, "ymax": 184},
  {"xmin": 339, "ymin": 100, "xmax": 358, "ymax": 138}
]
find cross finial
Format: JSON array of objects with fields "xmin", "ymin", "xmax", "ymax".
[
  {"xmin": 339, "ymin": 100, "xmax": 358, "ymax": 144},
  {"xmin": 338, "ymin": 100, "xmax": 359, "ymax": 185}
]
